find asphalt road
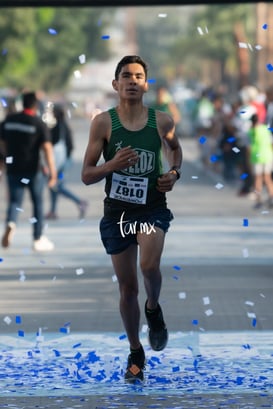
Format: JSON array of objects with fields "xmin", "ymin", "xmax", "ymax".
[{"xmin": 0, "ymin": 117, "xmax": 272, "ymax": 408}]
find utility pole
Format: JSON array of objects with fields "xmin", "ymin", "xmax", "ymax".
[{"xmin": 256, "ymin": 2, "xmax": 273, "ymax": 91}]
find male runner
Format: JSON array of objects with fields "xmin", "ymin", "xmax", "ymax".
[{"xmin": 82, "ymin": 55, "xmax": 182, "ymax": 382}]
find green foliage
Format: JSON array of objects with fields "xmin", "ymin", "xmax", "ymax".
[
  {"xmin": 0, "ymin": 7, "xmax": 110, "ymax": 92},
  {"xmin": 0, "ymin": 9, "xmax": 37, "ymax": 88}
]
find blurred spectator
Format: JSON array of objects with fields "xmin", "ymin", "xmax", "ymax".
[
  {"xmin": 219, "ymin": 119, "xmax": 238, "ymax": 182},
  {"xmin": 45, "ymin": 104, "xmax": 88, "ymax": 220},
  {"xmin": 152, "ymin": 86, "xmax": 181, "ymax": 126},
  {"xmin": 239, "ymin": 85, "xmax": 266, "ymax": 124},
  {"xmin": 194, "ymin": 89, "xmax": 215, "ymax": 169},
  {"xmin": 247, "ymin": 113, "xmax": 273, "ymax": 209},
  {"xmin": 232, "ymin": 98, "xmax": 255, "ymax": 196},
  {"xmin": 0, "ymin": 91, "xmax": 56, "ymax": 251}
]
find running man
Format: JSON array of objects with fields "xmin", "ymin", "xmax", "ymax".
[{"xmin": 81, "ymin": 55, "xmax": 182, "ymax": 382}]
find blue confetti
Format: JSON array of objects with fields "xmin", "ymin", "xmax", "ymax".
[
  {"xmin": 172, "ymin": 275, "xmax": 179, "ymax": 280},
  {"xmin": 15, "ymin": 316, "xmax": 21, "ymax": 324},
  {"xmin": 150, "ymin": 355, "xmax": 161, "ymax": 364},
  {"xmin": 192, "ymin": 319, "xmax": 198, "ymax": 325},
  {"xmin": 73, "ymin": 343, "xmax": 82, "ymax": 348},
  {"xmin": 148, "ymin": 78, "xmax": 156, "ymax": 84},
  {"xmin": 172, "ymin": 365, "xmax": 180, "ymax": 372},
  {"xmin": 227, "ymin": 136, "xmax": 236, "ymax": 143},
  {"xmin": 87, "ymin": 351, "xmax": 100, "ymax": 363},
  {"xmin": 199, "ymin": 136, "xmax": 207, "ymax": 144},
  {"xmin": 1, "ymin": 98, "xmax": 7, "ymax": 108},
  {"xmin": 48, "ymin": 28, "xmax": 58, "ymax": 35},
  {"xmin": 236, "ymin": 376, "xmax": 244, "ymax": 385},
  {"xmin": 59, "ymin": 327, "xmax": 69, "ymax": 333},
  {"xmin": 74, "ymin": 352, "xmax": 82, "ymax": 360},
  {"xmin": 18, "ymin": 330, "xmax": 24, "ymax": 337},
  {"xmin": 119, "ymin": 333, "xmax": 127, "ymax": 340},
  {"xmin": 210, "ymin": 154, "xmax": 218, "ymax": 163},
  {"xmin": 0, "ymin": 257, "xmax": 3, "ymax": 262},
  {"xmin": 243, "ymin": 218, "xmax": 249, "ymax": 227},
  {"xmin": 101, "ymin": 35, "xmax": 110, "ymax": 40},
  {"xmin": 240, "ymin": 173, "xmax": 248, "ymax": 180},
  {"xmin": 262, "ymin": 23, "xmax": 268, "ymax": 30},
  {"xmin": 266, "ymin": 63, "xmax": 273, "ymax": 72},
  {"xmin": 1, "ymin": 48, "xmax": 8, "ymax": 55},
  {"xmin": 252, "ymin": 318, "xmax": 257, "ymax": 327},
  {"xmin": 242, "ymin": 343, "xmax": 251, "ymax": 349},
  {"xmin": 193, "ymin": 358, "xmax": 199, "ymax": 371},
  {"xmin": 53, "ymin": 349, "xmax": 61, "ymax": 357},
  {"xmin": 172, "ymin": 265, "xmax": 181, "ymax": 270}
]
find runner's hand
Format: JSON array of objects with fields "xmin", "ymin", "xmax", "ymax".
[
  {"xmin": 111, "ymin": 146, "xmax": 139, "ymax": 171},
  {"xmin": 156, "ymin": 171, "xmax": 177, "ymax": 192}
]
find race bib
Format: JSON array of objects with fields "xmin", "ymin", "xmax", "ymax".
[{"xmin": 110, "ymin": 172, "xmax": 148, "ymax": 205}]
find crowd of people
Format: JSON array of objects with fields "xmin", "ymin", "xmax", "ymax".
[{"xmin": 193, "ymin": 84, "xmax": 273, "ymax": 209}]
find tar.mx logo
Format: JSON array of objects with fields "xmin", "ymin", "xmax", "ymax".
[{"xmin": 117, "ymin": 211, "xmax": 156, "ymax": 238}]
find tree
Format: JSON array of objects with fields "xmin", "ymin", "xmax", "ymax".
[
  {"xmin": 0, "ymin": 9, "xmax": 37, "ymax": 89},
  {"xmin": 0, "ymin": 7, "xmax": 111, "ymax": 91}
]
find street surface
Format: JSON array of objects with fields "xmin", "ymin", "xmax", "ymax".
[{"xmin": 0, "ymin": 117, "xmax": 272, "ymax": 408}]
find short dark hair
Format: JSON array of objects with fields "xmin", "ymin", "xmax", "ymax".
[
  {"xmin": 114, "ymin": 55, "xmax": 148, "ymax": 80},
  {"xmin": 22, "ymin": 92, "xmax": 37, "ymax": 109}
]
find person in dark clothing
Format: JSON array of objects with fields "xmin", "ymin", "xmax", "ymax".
[
  {"xmin": 45, "ymin": 105, "xmax": 88, "ymax": 220},
  {"xmin": 81, "ymin": 55, "xmax": 182, "ymax": 383},
  {"xmin": 0, "ymin": 91, "xmax": 56, "ymax": 251}
]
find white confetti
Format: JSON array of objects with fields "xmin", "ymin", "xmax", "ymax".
[
  {"xmin": 197, "ymin": 26, "xmax": 209, "ymax": 35},
  {"xmin": 78, "ymin": 54, "xmax": 86, "ymax": 64},
  {"xmin": 191, "ymin": 176, "xmax": 199, "ymax": 179},
  {"xmin": 178, "ymin": 292, "xmax": 186, "ymax": 299},
  {"xmin": 16, "ymin": 207, "xmax": 24, "ymax": 212},
  {"xmin": 3, "ymin": 316, "xmax": 12, "ymax": 325},
  {"xmin": 242, "ymin": 248, "xmax": 249, "ymax": 258},
  {"xmin": 112, "ymin": 274, "xmax": 117, "ymax": 282},
  {"xmin": 203, "ymin": 296, "xmax": 210, "ymax": 305},
  {"xmin": 205, "ymin": 309, "xmax": 213, "ymax": 316},
  {"xmin": 76, "ymin": 268, "xmax": 84, "ymax": 276},
  {"xmin": 232, "ymin": 147, "xmax": 240, "ymax": 153},
  {"xmin": 215, "ymin": 182, "xmax": 224, "ymax": 190},
  {"xmin": 6, "ymin": 156, "xmax": 13, "ymax": 164},
  {"xmin": 247, "ymin": 312, "xmax": 256, "ymax": 319},
  {"xmin": 238, "ymin": 42, "xmax": 248, "ymax": 48},
  {"xmin": 260, "ymin": 293, "xmax": 265, "ymax": 298},
  {"xmin": 19, "ymin": 270, "xmax": 26, "ymax": 282},
  {"xmin": 74, "ymin": 70, "xmax": 82, "ymax": 79},
  {"xmin": 245, "ymin": 301, "xmax": 255, "ymax": 306},
  {"xmin": 158, "ymin": 13, "xmax": 167, "ymax": 18},
  {"xmin": 141, "ymin": 324, "xmax": 148, "ymax": 333},
  {"xmin": 20, "ymin": 178, "xmax": 29, "ymax": 184},
  {"xmin": 29, "ymin": 217, "xmax": 37, "ymax": 224}
]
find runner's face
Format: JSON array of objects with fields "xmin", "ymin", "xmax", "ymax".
[{"xmin": 112, "ymin": 63, "xmax": 148, "ymax": 99}]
